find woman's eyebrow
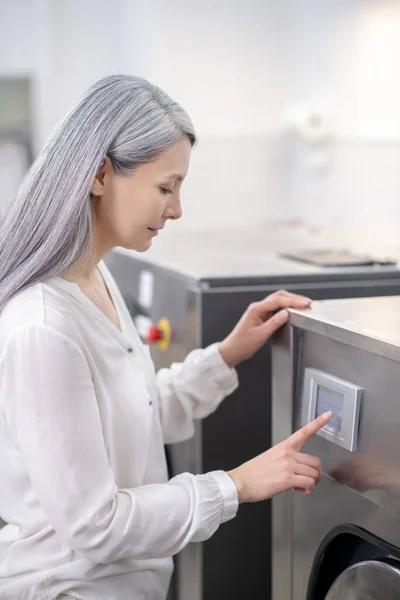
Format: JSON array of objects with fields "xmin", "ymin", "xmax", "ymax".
[{"xmin": 163, "ymin": 172, "xmax": 184, "ymax": 182}]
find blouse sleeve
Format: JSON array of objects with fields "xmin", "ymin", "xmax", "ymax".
[
  {"xmin": 0, "ymin": 325, "xmax": 238, "ymax": 564},
  {"xmin": 156, "ymin": 343, "xmax": 239, "ymax": 444}
]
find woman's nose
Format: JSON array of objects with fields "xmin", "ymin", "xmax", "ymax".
[{"xmin": 164, "ymin": 196, "xmax": 182, "ymax": 220}]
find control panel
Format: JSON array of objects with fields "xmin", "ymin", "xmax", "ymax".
[{"xmin": 302, "ymin": 368, "xmax": 363, "ymax": 452}]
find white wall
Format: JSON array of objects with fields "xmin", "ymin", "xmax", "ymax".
[
  {"xmin": 144, "ymin": 0, "xmax": 286, "ymax": 135},
  {"xmin": 0, "ymin": 1, "xmax": 37, "ymax": 74},
  {"xmin": 2, "ymin": 1, "xmax": 400, "ymax": 235},
  {"xmin": 0, "ymin": 0, "xmax": 288, "ymax": 230},
  {"xmin": 282, "ymin": 0, "xmax": 400, "ymax": 232}
]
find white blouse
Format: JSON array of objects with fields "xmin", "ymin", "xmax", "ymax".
[{"xmin": 0, "ymin": 261, "xmax": 239, "ymax": 600}]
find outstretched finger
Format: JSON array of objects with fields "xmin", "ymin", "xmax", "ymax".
[{"xmin": 288, "ymin": 412, "xmax": 331, "ymax": 451}]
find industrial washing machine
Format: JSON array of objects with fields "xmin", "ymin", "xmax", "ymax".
[
  {"xmin": 105, "ymin": 228, "xmax": 400, "ymax": 600},
  {"xmin": 272, "ymin": 296, "xmax": 400, "ymax": 599}
]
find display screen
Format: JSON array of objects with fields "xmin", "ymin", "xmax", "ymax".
[{"xmin": 316, "ymin": 385, "xmax": 344, "ymax": 435}]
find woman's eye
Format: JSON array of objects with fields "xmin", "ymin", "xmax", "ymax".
[{"xmin": 160, "ymin": 187, "xmax": 173, "ymax": 195}]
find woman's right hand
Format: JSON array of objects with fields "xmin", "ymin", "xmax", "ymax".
[{"xmin": 227, "ymin": 411, "xmax": 331, "ymax": 503}]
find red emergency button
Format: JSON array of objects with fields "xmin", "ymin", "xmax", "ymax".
[
  {"xmin": 147, "ymin": 324, "xmax": 164, "ymax": 344},
  {"xmin": 146, "ymin": 318, "xmax": 172, "ymax": 351}
]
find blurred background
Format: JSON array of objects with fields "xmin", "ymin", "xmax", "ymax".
[{"xmin": 2, "ymin": 0, "xmax": 400, "ymax": 244}]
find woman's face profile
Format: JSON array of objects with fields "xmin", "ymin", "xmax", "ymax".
[{"xmin": 91, "ymin": 136, "xmax": 192, "ymax": 252}]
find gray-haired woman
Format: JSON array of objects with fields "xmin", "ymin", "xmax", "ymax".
[{"xmin": 0, "ymin": 75, "xmax": 330, "ymax": 600}]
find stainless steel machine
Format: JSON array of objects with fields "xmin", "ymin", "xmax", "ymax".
[
  {"xmin": 105, "ymin": 228, "xmax": 400, "ymax": 600},
  {"xmin": 272, "ymin": 296, "xmax": 400, "ymax": 599}
]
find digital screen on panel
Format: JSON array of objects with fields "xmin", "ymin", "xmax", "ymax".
[{"xmin": 316, "ymin": 385, "xmax": 344, "ymax": 435}]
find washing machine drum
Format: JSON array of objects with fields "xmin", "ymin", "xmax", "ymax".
[{"xmin": 325, "ymin": 560, "xmax": 400, "ymax": 599}]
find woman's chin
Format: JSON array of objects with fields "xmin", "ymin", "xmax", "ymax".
[{"xmin": 119, "ymin": 237, "xmax": 153, "ymax": 253}]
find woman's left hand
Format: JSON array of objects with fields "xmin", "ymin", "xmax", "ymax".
[{"xmin": 218, "ymin": 290, "xmax": 312, "ymax": 368}]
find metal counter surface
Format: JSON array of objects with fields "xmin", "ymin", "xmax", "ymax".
[
  {"xmin": 113, "ymin": 225, "xmax": 400, "ymax": 286},
  {"xmin": 289, "ymin": 296, "xmax": 400, "ymax": 363}
]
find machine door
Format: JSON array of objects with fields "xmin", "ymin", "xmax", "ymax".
[{"xmin": 325, "ymin": 560, "xmax": 400, "ymax": 599}]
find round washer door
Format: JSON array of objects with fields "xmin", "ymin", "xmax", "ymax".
[{"xmin": 325, "ymin": 560, "xmax": 400, "ymax": 599}]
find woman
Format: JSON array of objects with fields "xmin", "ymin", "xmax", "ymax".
[{"xmin": 0, "ymin": 75, "xmax": 330, "ymax": 600}]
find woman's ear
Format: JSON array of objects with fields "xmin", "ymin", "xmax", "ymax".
[{"xmin": 91, "ymin": 156, "xmax": 112, "ymax": 196}]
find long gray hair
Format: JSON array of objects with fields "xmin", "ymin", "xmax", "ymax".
[{"xmin": 0, "ymin": 75, "xmax": 196, "ymax": 311}]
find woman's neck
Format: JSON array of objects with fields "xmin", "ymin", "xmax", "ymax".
[{"xmin": 61, "ymin": 228, "xmax": 113, "ymax": 285}]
